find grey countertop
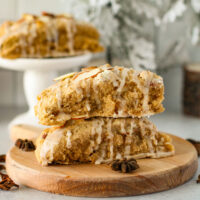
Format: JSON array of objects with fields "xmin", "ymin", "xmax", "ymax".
[{"xmin": 0, "ymin": 107, "xmax": 199, "ymax": 200}]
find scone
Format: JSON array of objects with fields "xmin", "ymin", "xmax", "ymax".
[
  {"xmin": 35, "ymin": 64, "xmax": 164, "ymax": 126},
  {"xmin": 35, "ymin": 117, "xmax": 174, "ymax": 166},
  {"xmin": 0, "ymin": 12, "xmax": 103, "ymax": 59}
]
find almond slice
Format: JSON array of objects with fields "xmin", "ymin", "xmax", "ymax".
[
  {"xmin": 54, "ymin": 72, "xmax": 76, "ymax": 81},
  {"xmin": 73, "ymin": 68, "xmax": 101, "ymax": 82},
  {"xmin": 100, "ymin": 64, "xmax": 113, "ymax": 70},
  {"xmin": 16, "ymin": 18, "xmax": 25, "ymax": 24},
  {"xmin": 72, "ymin": 71, "xmax": 85, "ymax": 80},
  {"xmin": 82, "ymin": 66, "xmax": 98, "ymax": 72},
  {"xmin": 22, "ymin": 14, "xmax": 37, "ymax": 21},
  {"xmin": 42, "ymin": 12, "xmax": 55, "ymax": 18}
]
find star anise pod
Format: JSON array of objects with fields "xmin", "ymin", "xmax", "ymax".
[
  {"xmin": 0, "ymin": 173, "xmax": 19, "ymax": 190},
  {"xmin": 111, "ymin": 158, "xmax": 139, "ymax": 173},
  {"xmin": 0, "ymin": 154, "xmax": 19, "ymax": 191},
  {"xmin": 187, "ymin": 139, "xmax": 200, "ymax": 156},
  {"xmin": 0, "ymin": 165, "xmax": 5, "ymax": 171},
  {"xmin": 15, "ymin": 139, "xmax": 35, "ymax": 151},
  {"xmin": 0, "ymin": 154, "xmax": 6, "ymax": 162}
]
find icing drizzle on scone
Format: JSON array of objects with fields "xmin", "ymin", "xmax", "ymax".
[
  {"xmin": 38, "ymin": 117, "xmax": 173, "ymax": 166},
  {"xmin": 57, "ymin": 64, "xmax": 163, "ymax": 118},
  {"xmin": 35, "ymin": 64, "xmax": 164, "ymax": 126}
]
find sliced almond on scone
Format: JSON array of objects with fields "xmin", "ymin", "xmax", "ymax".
[
  {"xmin": 42, "ymin": 11, "xmax": 56, "ymax": 18},
  {"xmin": 82, "ymin": 66, "xmax": 98, "ymax": 72},
  {"xmin": 73, "ymin": 68, "xmax": 101, "ymax": 82},
  {"xmin": 54, "ymin": 72, "xmax": 76, "ymax": 81}
]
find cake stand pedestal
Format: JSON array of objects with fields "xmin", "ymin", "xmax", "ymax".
[{"xmin": 0, "ymin": 54, "xmax": 92, "ymax": 141}]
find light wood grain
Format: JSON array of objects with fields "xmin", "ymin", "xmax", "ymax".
[
  {"xmin": 10, "ymin": 125, "xmax": 43, "ymax": 143},
  {"xmin": 6, "ymin": 134, "xmax": 198, "ymax": 197}
]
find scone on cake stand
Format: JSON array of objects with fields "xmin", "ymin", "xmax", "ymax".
[
  {"xmin": 0, "ymin": 54, "xmax": 92, "ymax": 141},
  {"xmin": 0, "ymin": 12, "xmax": 103, "ymax": 141}
]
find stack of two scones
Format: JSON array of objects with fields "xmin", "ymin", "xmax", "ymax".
[{"xmin": 35, "ymin": 64, "xmax": 174, "ymax": 166}]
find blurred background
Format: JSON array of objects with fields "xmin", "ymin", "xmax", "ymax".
[
  {"xmin": 0, "ymin": 0, "xmax": 200, "ymax": 114},
  {"xmin": 0, "ymin": 2, "xmax": 200, "ymax": 199}
]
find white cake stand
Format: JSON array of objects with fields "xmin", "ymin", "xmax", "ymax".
[{"xmin": 0, "ymin": 54, "xmax": 92, "ymax": 129}]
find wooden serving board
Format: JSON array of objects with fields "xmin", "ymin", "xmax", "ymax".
[
  {"xmin": 10, "ymin": 125, "xmax": 43, "ymax": 143},
  {"xmin": 6, "ymin": 134, "xmax": 198, "ymax": 197}
]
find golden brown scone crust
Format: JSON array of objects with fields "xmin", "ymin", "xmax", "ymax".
[
  {"xmin": 0, "ymin": 12, "xmax": 103, "ymax": 59},
  {"xmin": 35, "ymin": 117, "xmax": 174, "ymax": 166},
  {"xmin": 35, "ymin": 64, "xmax": 164, "ymax": 126}
]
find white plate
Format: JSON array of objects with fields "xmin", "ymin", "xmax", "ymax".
[
  {"xmin": 0, "ymin": 53, "xmax": 92, "ymax": 71},
  {"xmin": 0, "ymin": 53, "xmax": 92, "ymax": 128}
]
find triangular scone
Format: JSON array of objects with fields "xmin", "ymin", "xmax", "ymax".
[
  {"xmin": 35, "ymin": 64, "xmax": 164, "ymax": 126},
  {"xmin": 35, "ymin": 117, "xmax": 174, "ymax": 166},
  {"xmin": 0, "ymin": 12, "xmax": 103, "ymax": 59}
]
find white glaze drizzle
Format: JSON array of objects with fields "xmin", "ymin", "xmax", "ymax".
[
  {"xmin": 40, "ymin": 16, "xmax": 53, "ymax": 55},
  {"xmin": 124, "ymin": 146, "xmax": 131, "ymax": 157},
  {"xmin": 71, "ymin": 65, "xmax": 161, "ymax": 118},
  {"xmin": 17, "ymin": 22, "xmax": 29, "ymax": 57},
  {"xmin": 84, "ymin": 77, "xmax": 91, "ymax": 97},
  {"xmin": 112, "ymin": 74, "xmax": 119, "ymax": 87},
  {"xmin": 28, "ymin": 23, "xmax": 37, "ymax": 56},
  {"xmin": 92, "ymin": 78, "xmax": 101, "ymax": 108},
  {"xmin": 93, "ymin": 118, "xmax": 104, "ymax": 147},
  {"xmin": 86, "ymin": 101, "xmax": 91, "ymax": 111},
  {"xmin": 66, "ymin": 130, "xmax": 72, "ymax": 148},
  {"xmin": 65, "ymin": 17, "xmax": 76, "ymax": 54},
  {"xmin": 132, "ymin": 71, "xmax": 154, "ymax": 114},
  {"xmin": 96, "ymin": 120, "xmax": 104, "ymax": 145},
  {"xmin": 54, "ymin": 79, "xmax": 71, "ymax": 122},
  {"xmin": 139, "ymin": 118, "xmax": 154, "ymax": 153},
  {"xmin": 130, "ymin": 120, "xmax": 136, "ymax": 135},
  {"xmin": 0, "ymin": 23, "xmax": 11, "ymax": 46},
  {"xmin": 56, "ymin": 82, "xmax": 62, "ymax": 110},
  {"xmin": 117, "ymin": 68, "xmax": 128, "ymax": 93},
  {"xmin": 0, "ymin": 14, "xmax": 77, "ymax": 57},
  {"xmin": 132, "ymin": 71, "xmax": 142, "ymax": 109},
  {"xmin": 120, "ymin": 119, "xmax": 126, "ymax": 133},
  {"xmin": 95, "ymin": 119, "xmax": 114, "ymax": 164},
  {"xmin": 112, "ymin": 67, "xmax": 128, "ymax": 115},
  {"xmin": 107, "ymin": 119, "xmax": 113, "ymax": 160},
  {"xmin": 40, "ymin": 128, "xmax": 64, "ymax": 165},
  {"xmin": 91, "ymin": 118, "xmax": 166, "ymax": 164},
  {"xmin": 84, "ymin": 79, "xmax": 91, "ymax": 111},
  {"xmin": 116, "ymin": 152, "xmax": 122, "ymax": 160},
  {"xmin": 95, "ymin": 145, "xmax": 106, "ymax": 164},
  {"xmin": 124, "ymin": 120, "xmax": 136, "ymax": 156},
  {"xmin": 75, "ymin": 85, "xmax": 83, "ymax": 98},
  {"xmin": 141, "ymin": 72, "xmax": 154, "ymax": 113},
  {"xmin": 51, "ymin": 18, "xmax": 59, "ymax": 51},
  {"xmin": 56, "ymin": 112, "xmax": 71, "ymax": 122},
  {"xmin": 99, "ymin": 66, "xmax": 161, "ymax": 117},
  {"xmin": 94, "ymin": 119, "xmax": 105, "ymax": 164},
  {"xmin": 1, "ymin": 17, "xmax": 38, "ymax": 57},
  {"xmin": 123, "ymin": 151, "xmax": 173, "ymax": 160},
  {"xmin": 91, "ymin": 121, "xmax": 96, "ymax": 136}
]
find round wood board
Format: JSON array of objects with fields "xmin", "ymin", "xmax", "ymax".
[
  {"xmin": 6, "ymin": 134, "xmax": 198, "ymax": 197},
  {"xmin": 10, "ymin": 125, "xmax": 43, "ymax": 143}
]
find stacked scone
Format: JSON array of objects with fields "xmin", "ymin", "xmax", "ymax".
[
  {"xmin": 35, "ymin": 64, "xmax": 175, "ymax": 166},
  {"xmin": 0, "ymin": 12, "xmax": 103, "ymax": 59}
]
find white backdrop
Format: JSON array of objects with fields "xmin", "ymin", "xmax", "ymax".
[{"xmin": 0, "ymin": 0, "xmax": 199, "ymax": 112}]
